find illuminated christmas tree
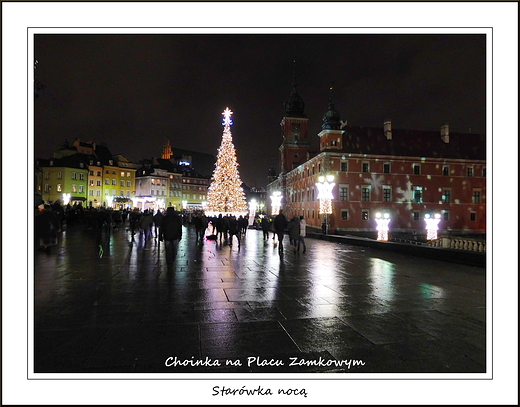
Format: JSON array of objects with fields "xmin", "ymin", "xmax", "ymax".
[{"xmin": 206, "ymin": 107, "xmax": 248, "ymax": 216}]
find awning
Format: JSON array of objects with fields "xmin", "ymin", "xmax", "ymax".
[{"xmin": 70, "ymin": 196, "xmax": 86, "ymax": 201}]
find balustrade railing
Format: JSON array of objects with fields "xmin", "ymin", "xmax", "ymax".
[{"xmin": 426, "ymin": 236, "xmax": 486, "ymax": 252}]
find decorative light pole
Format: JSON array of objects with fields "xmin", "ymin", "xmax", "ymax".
[
  {"xmin": 316, "ymin": 174, "xmax": 335, "ymax": 234},
  {"xmin": 375, "ymin": 212, "xmax": 391, "ymax": 241},
  {"xmin": 425, "ymin": 213, "xmax": 441, "ymax": 240},
  {"xmin": 248, "ymin": 199, "xmax": 258, "ymax": 226},
  {"xmin": 270, "ymin": 191, "xmax": 282, "ymax": 216}
]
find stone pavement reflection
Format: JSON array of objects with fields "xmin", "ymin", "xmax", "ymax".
[{"xmin": 33, "ymin": 223, "xmax": 486, "ymax": 373}]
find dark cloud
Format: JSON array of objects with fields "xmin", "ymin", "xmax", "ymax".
[{"xmin": 34, "ymin": 34, "xmax": 486, "ymax": 186}]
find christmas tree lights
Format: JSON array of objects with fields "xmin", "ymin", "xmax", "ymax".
[{"xmin": 206, "ymin": 108, "xmax": 248, "ymax": 217}]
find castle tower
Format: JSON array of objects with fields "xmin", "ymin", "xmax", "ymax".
[
  {"xmin": 318, "ymin": 85, "xmax": 344, "ymax": 152},
  {"xmin": 279, "ymin": 60, "xmax": 310, "ymax": 174}
]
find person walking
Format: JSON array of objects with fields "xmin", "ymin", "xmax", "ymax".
[
  {"xmin": 227, "ymin": 215, "xmax": 241, "ymax": 247},
  {"xmin": 287, "ymin": 216, "xmax": 301, "ymax": 253},
  {"xmin": 261, "ymin": 215, "xmax": 270, "ymax": 241},
  {"xmin": 161, "ymin": 207, "xmax": 182, "ymax": 266},
  {"xmin": 153, "ymin": 209, "xmax": 164, "ymax": 240},
  {"xmin": 273, "ymin": 209, "xmax": 288, "ymax": 253},
  {"xmin": 298, "ymin": 216, "xmax": 307, "ymax": 253},
  {"xmin": 35, "ymin": 204, "xmax": 60, "ymax": 253}
]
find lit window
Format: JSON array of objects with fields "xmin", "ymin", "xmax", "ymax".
[
  {"xmin": 362, "ymin": 210, "xmax": 369, "ymax": 220},
  {"xmin": 442, "ymin": 189, "xmax": 451, "ymax": 203},
  {"xmin": 57, "ymin": 184, "xmax": 62, "ymax": 192},
  {"xmin": 413, "ymin": 186, "xmax": 423, "ymax": 203}
]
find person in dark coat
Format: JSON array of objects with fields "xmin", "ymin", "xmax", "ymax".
[
  {"xmin": 35, "ymin": 204, "xmax": 60, "ymax": 253},
  {"xmin": 273, "ymin": 209, "xmax": 288, "ymax": 252},
  {"xmin": 161, "ymin": 207, "xmax": 183, "ymax": 265},
  {"xmin": 261, "ymin": 216, "xmax": 270, "ymax": 240},
  {"xmin": 287, "ymin": 216, "xmax": 301, "ymax": 253},
  {"xmin": 227, "ymin": 215, "xmax": 241, "ymax": 247},
  {"xmin": 153, "ymin": 210, "xmax": 164, "ymax": 239}
]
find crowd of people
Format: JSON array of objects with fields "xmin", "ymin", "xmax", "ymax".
[{"xmin": 34, "ymin": 202, "xmax": 309, "ymax": 259}]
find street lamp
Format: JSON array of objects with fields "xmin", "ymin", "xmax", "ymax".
[
  {"xmin": 425, "ymin": 213, "xmax": 441, "ymax": 240},
  {"xmin": 270, "ymin": 191, "xmax": 282, "ymax": 216},
  {"xmin": 106, "ymin": 195, "xmax": 114, "ymax": 208},
  {"xmin": 62, "ymin": 193, "xmax": 71, "ymax": 206},
  {"xmin": 316, "ymin": 174, "xmax": 335, "ymax": 234},
  {"xmin": 375, "ymin": 212, "xmax": 391, "ymax": 241},
  {"xmin": 248, "ymin": 198, "xmax": 258, "ymax": 226}
]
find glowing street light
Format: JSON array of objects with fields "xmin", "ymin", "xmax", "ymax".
[
  {"xmin": 270, "ymin": 191, "xmax": 282, "ymax": 216},
  {"xmin": 316, "ymin": 174, "xmax": 335, "ymax": 234},
  {"xmin": 248, "ymin": 199, "xmax": 258, "ymax": 226},
  {"xmin": 425, "ymin": 213, "xmax": 441, "ymax": 240},
  {"xmin": 106, "ymin": 195, "xmax": 114, "ymax": 208},
  {"xmin": 375, "ymin": 212, "xmax": 391, "ymax": 241},
  {"xmin": 62, "ymin": 193, "xmax": 71, "ymax": 206}
]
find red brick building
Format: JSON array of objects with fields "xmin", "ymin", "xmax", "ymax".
[{"xmin": 268, "ymin": 86, "xmax": 486, "ymax": 238}]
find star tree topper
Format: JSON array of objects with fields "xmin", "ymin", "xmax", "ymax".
[{"xmin": 222, "ymin": 107, "xmax": 233, "ymax": 126}]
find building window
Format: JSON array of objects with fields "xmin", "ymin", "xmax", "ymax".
[
  {"xmin": 442, "ymin": 166, "xmax": 449, "ymax": 176},
  {"xmin": 470, "ymin": 212, "xmax": 477, "ymax": 222},
  {"xmin": 120, "ymin": 180, "xmax": 125, "ymax": 187},
  {"xmin": 121, "ymin": 171, "xmax": 125, "ymax": 177},
  {"xmin": 361, "ymin": 210, "xmax": 369, "ymax": 221},
  {"xmin": 72, "ymin": 185, "xmax": 77, "ymax": 193},
  {"xmin": 44, "ymin": 184, "xmax": 50, "ymax": 192},
  {"xmin": 443, "ymin": 211, "xmax": 450, "ymax": 221},
  {"xmin": 341, "ymin": 210, "xmax": 349, "ymax": 221},
  {"xmin": 482, "ymin": 167, "xmax": 486, "ymax": 177},
  {"xmin": 413, "ymin": 211, "xmax": 420, "ymax": 221},
  {"xmin": 339, "ymin": 185, "xmax": 349, "ymax": 201},
  {"xmin": 413, "ymin": 186, "xmax": 423, "ymax": 203},
  {"xmin": 127, "ymin": 181, "xmax": 131, "ymax": 187},
  {"xmin": 120, "ymin": 190, "xmax": 124, "ymax": 196},
  {"xmin": 105, "ymin": 178, "xmax": 110, "ymax": 185},
  {"xmin": 383, "ymin": 163, "xmax": 390, "ymax": 174},
  {"xmin": 467, "ymin": 167, "xmax": 474, "ymax": 177},
  {"xmin": 89, "ymin": 180, "xmax": 94, "ymax": 186},
  {"xmin": 112, "ymin": 179, "xmax": 116, "ymax": 185},
  {"xmin": 89, "ymin": 170, "xmax": 94, "ymax": 176},
  {"xmin": 80, "ymin": 173, "xmax": 85, "ymax": 180},
  {"xmin": 442, "ymin": 189, "xmax": 451, "ymax": 204},
  {"xmin": 340, "ymin": 161, "xmax": 348, "ymax": 172},
  {"xmin": 151, "ymin": 190, "xmax": 154, "ymax": 196},
  {"xmin": 44, "ymin": 171, "xmax": 50, "ymax": 179},
  {"xmin": 97, "ymin": 171, "xmax": 102, "ymax": 177},
  {"xmin": 112, "ymin": 189, "xmax": 116, "ymax": 195},
  {"xmin": 96, "ymin": 180, "xmax": 101, "ymax": 186},
  {"xmin": 361, "ymin": 186, "xmax": 371, "ymax": 202},
  {"xmin": 362, "ymin": 162, "xmax": 370, "ymax": 173},
  {"xmin": 112, "ymin": 170, "xmax": 116, "ymax": 175},
  {"xmin": 57, "ymin": 172, "xmax": 62, "ymax": 179},
  {"xmin": 57, "ymin": 184, "xmax": 62, "ymax": 192},
  {"xmin": 72, "ymin": 172, "xmax": 77, "ymax": 180},
  {"xmin": 89, "ymin": 190, "xmax": 94, "ymax": 196},
  {"xmin": 383, "ymin": 185, "xmax": 391, "ymax": 202},
  {"xmin": 96, "ymin": 190, "xmax": 101, "ymax": 197},
  {"xmin": 473, "ymin": 189, "xmax": 481, "ymax": 204},
  {"xmin": 79, "ymin": 185, "xmax": 84, "ymax": 193},
  {"xmin": 413, "ymin": 164, "xmax": 421, "ymax": 175}
]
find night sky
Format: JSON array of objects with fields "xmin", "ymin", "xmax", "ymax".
[{"xmin": 34, "ymin": 34, "xmax": 486, "ymax": 187}]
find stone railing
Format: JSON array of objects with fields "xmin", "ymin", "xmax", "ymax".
[{"xmin": 426, "ymin": 236, "xmax": 486, "ymax": 252}]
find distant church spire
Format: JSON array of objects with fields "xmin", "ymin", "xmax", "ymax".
[
  {"xmin": 284, "ymin": 58, "xmax": 306, "ymax": 118},
  {"xmin": 162, "ymin": 138, "xmax": 173, "ymax": 159}
]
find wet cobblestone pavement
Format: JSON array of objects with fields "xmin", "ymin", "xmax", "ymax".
[{"xmin": 33, "ymin": 223, "xmax": 487, "ymax": 374}]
